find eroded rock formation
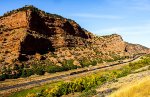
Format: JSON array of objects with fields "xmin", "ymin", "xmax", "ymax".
[{"xmin": 0, "ymin": 5, "xmax": 149, "ymax": 66}]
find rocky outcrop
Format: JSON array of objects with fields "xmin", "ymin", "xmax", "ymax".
[
  {"xmin": 0, "ymin": 6, "xmax": 91, "ymax": 64},
  {"xmin": 0, "ymin": 5, "xmax": 149, "ymax": 65},
  {"xmin": 92, "ymin": 34, "xmax": 126, "ymax": 53}
]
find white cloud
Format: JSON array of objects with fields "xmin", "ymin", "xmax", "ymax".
[
  {"xmin": 69, "ymin": 13, "xmax": 123, "ymax": 19},
  {"xmin": 128, "ymin": 0, "xmax": 150, "ymax": 11},
  {"xmin": 130, "ymin": 5, "xmax": 150, "ymax": 11}
]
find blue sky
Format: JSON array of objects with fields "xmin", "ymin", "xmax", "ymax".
[{"xmin": 0, "ymin": 0, "xmax": 150, "ymax": 47}]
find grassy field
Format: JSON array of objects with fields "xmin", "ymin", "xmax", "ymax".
[{"xmin": 109, "ymin": 76, "xmax": 150, "ymax": 97}]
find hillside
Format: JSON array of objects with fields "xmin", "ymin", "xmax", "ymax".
[{"xmin": 0, "ymin": 5, "xmax": 149, "ymax": 80}]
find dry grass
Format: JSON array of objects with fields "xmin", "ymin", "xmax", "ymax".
[{"xmin": 109, "ymin": 76, "xmax": 150, "ymax": 97}]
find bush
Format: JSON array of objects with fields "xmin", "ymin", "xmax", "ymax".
[
  {"xmin": 8, "ymin": 72, "xmax": 20, "ymax": 79},
  {"xmin": 79, "ymin": 89, "xmax": 97, "ymax": 97},
  {"xmin": 26, "ymin": 69, "xmax": 34, "ymax": 76},
  {"xmin": 34, "ymin": 67, "xmax": 45, "ymax": 75},
  {"xmin": 80, "ymin": 59, "xmax": 91, "ymax": 67},
  {"xmin": 37, "ymin": 73, "xmax": 112, "ymax": 97},
  {"xmin": 61, "ymin": 60, "xmax": 78, "ymax": 70},
  {"xmin": 80, "ymin": 59, "xmax": 97, "ymax": 67},
  {"xmin": 21, "ymin": 69, "xmax": 28, "ymax": 77},
  {"xmin": 117, "ymin": 66, "xmax": 131, "ymax": 78},
  {"xmin": 0, "ymin": 74, "xmax": 7, "ymax": 81},
  {"xmin": 45, "ymin": 65, "xmax": 62, "ymax": 73},
  {"xmin": 90, "ymin": 60, "xmax": 97, "ymax": 66}
]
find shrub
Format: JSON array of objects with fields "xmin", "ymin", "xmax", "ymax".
[
  {"xmin": 0, "ymin": 74, "xmax": 7, "ymax": 81},
  {"xmin": 37, "ymin": 73, "xmax": 112, "ymax": 97},
  {"xmin": 21, "ymin": 69, "xmax": 28, "ymax": 77},
  {"xmin": 117, "ymin": 66, "xmax": 131, "ymax": 78},
  {"xmin": 90, "ymin": 60, "xmax": 97, "ymax": 66},
  {"xmin": 61, "ymin": 60, "xmax": 78, "ymax": 70},
  {"xmin": 79, "ymin": 89, "xmax": 97, "ymax": 97},
  {"xmin": 80, "ymin": 59, "xmax": 91, "ymax": 67},
  {"xmin": 26, "ymin": 69, "xmax": 34, "ymax": 76},
  {"xmin": 8, "ymin": 72, "xmax": 20, "ymax": 79},
  {"xmin": 34, "ymin": 67, "xmax": 45, "ymax": 75},
  {"xmin": 80, "ymin": 58, "xmax": 97, "ymax": 67},
  {"xmin": 45, "ymin": 65, "xmax": 62, "ymax": 73}
]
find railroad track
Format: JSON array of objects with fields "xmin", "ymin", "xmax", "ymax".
[{"xmin": 0, "ymin": 54, "xmax": 143, "ymax": 93}]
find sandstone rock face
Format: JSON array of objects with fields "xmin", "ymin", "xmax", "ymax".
[
  {"xmin": 0, "ymin": 11, "xmax": 28, "ymax": 30},
  {"xmin": 0, "ymin": 5, "xmax": 149, "ymax": 66},
  {"xmin": 92, "ymin": 34, "xmax": 126, "ymax": 53},
  {"xmin": 0, "ymin": 6, "xmax": 90, "ymax": 64}
]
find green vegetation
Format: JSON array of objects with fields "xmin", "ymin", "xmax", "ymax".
[
  {"xmin": 0, "ymin": 53, "xmax": 147, "ymax": 81},
  {"xmin": 0, "ymin": 58, "xmax": 98, "ymax": 81},
  {"xmin": 79, "ymin": 89, "xmax": 97, "ymax": 97},
  {"xmin": 10, "ymin": 81, "xmax": 60, "ymax": 97},
  {"xmin": 21, "ymin": 69, "xmax": 34, "ymax": 77},
  {"xmin": 22, "ymin": 55, "xmax": 150, "ymax": 97},
  {"xmin": 45, "ymin": 65, "xmax": 62, "ymax": 73},
  {"xmin": 79, "ymin": 58, "xmax": 97, "ymax": 67},
  {"xmin": 61, "ymin": 59, "xmax": 79, "ymax": 70}
]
